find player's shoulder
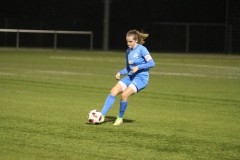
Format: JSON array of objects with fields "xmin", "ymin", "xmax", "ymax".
[
  {"xmin": 137, "ymin": 44, "xmax": 148, "ymax": 51},
  {"xmin": 137, "ymin": 44, "xmax": 145, "ymax": 49},
  {"xmin": 137, "ymin": 44, "xmax": 149, "ymax": 55}
]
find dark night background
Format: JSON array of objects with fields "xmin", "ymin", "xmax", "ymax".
[{"xmin": 0, "ymin": 0, "xmax": 240, "ymax": 53}]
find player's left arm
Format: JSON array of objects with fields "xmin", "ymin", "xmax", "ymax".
[{"xmin": 137, "ymin": 47, "xmax": 155, "ymax": 70}]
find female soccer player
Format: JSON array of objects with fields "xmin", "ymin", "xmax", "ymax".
[{"xmin": 100, "ymin": 29, "xmax": 155, "ymax": 125}]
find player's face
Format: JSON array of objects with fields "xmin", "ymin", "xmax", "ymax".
[{"xmin": 126, "ymin": 36, "xmax": 138, "ymax": 49}]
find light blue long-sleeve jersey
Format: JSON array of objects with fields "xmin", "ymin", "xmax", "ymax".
[{"xmin": 119, "ymin": 44, "xmax": 155, "ymax": 78}]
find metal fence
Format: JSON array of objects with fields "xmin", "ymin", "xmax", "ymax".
[
  {"xmin": 0, "ymin": 29, "xmax": 93, "ymax": 50},
  {"xmin": 147, "ymin": 22, "xmax": 232, "ymax": 53}
]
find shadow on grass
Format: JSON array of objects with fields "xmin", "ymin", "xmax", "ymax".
[
  {"xmin": 85, "ymin": 116, "xmax": 135, "ymax": 125},
  {"xmin": 105, "ymin": 116, "xmax": 135, "ymax": 123}
]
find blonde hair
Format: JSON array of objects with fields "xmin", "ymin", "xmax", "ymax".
[{"xmin": 126, "ymin": 29, "xmax": 149, "ymax": 45}]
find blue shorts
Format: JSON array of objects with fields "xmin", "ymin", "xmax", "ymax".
[{"xmin": 120, "ymin": 74, "xmax": 149, "ymax": 92}]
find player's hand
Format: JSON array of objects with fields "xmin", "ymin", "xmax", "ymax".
[
  {"xmin": 115, "ymin": 72, "xmax": 120, "ymax": 80},
  {"xmin": 132, "ymin": 66, "xmax": 138, "ymax": 73}
]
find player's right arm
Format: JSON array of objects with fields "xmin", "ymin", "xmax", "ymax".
[
  {"xmin": 115, "ymin": 72, "xmax": 121, "ymax": 80},
  {"xmin": 116, "ymin": 67, "xmax": 130, "ymax": 80},
  {"xmin": 116, "ymin": 51, "xmax": 131, "ymax": 80}
]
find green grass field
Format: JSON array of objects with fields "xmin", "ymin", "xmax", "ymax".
[{"xmin": 0, "ymin": 49, "xmax": 240, "ymax": 159}]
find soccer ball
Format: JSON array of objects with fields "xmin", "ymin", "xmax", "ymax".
[{"xmin": 88, "ymin": 109, "xmax": 103, "ymax": 124}]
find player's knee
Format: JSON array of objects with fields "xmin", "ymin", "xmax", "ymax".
[
  {"xmin": 120, "ymin": 94, "xmax": 127, "ymax": 101},
  {"xmin": 121, "ymin": 92, "xmax": 129, "ymax": 101}
]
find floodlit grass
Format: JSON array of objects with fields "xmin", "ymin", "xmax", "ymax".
[{"xmin": 0, "ymin": 49, "xmax": 240, "ymax": 159}]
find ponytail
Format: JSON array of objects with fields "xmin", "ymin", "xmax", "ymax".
[{"xmin": 126, "ymin": 29, "xmax": 149, "ymax": 45}]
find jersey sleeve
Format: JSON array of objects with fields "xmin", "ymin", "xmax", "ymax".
[
  {"xmin": 137, "ymin": 47, "xmax": 155, "ymax": 70},
  {"xmin": 119, "ymin": 68, "xmax": 129, "ymax": 75}
]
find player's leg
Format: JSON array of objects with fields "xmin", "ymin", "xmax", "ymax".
[
  {"xmin": 100, "ymin": 83, "xmax": 122, "ymax": 117},
  {"xmin": 121, "ymin": 84, "xmax": 136, "ymax": 101},
  {"xmin": 114, "ymin": 84, "xmax": 136, "ymax": 125},
  {"xmin": 114, "ymin": 76, "xmax": 148, "ymax": 125},
  {"xmin": 100, "ymin": 76, "xmax": 131, "ymax": 121}
]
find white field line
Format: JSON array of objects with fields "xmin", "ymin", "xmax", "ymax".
[
  {"xmin": 151, "ymin": 71, "xmax": 206, "ymax": 77},
  {"xmin": 0, "ymin": 72, "xmax": 63, "ymax": 80},
  {"xmin": 0, "ymin": 72, "xmax": 15, "ymax": 76},
  {"xmin": 49, "ymin": 56, "xmax": 122, "ymax": 62},
  {"xmin": 150, "ymin": 71, "xmax": 239, "ymax": 79},
  {"xmin": 0, "ymin": 68, "xmax": 108, "ymax": 77},
  {"xmin": 31, "ymin": 70, "xmax": 101, "ymax": 76},
  {"xmin": 155, "ymin": 62, "xmax": 240, "ymax": 70},
  {"xmin": 0, "ymin": 69, "xmax": 239, "ymax": 79},
  {"xmin": 50, "ymin": 56, "xmax": 240, "ymax": 71}
]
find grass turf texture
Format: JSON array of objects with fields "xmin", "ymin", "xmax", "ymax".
[{"xmin": 0, "ymin": 49, "xmax": 240, "ymax": 159}]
